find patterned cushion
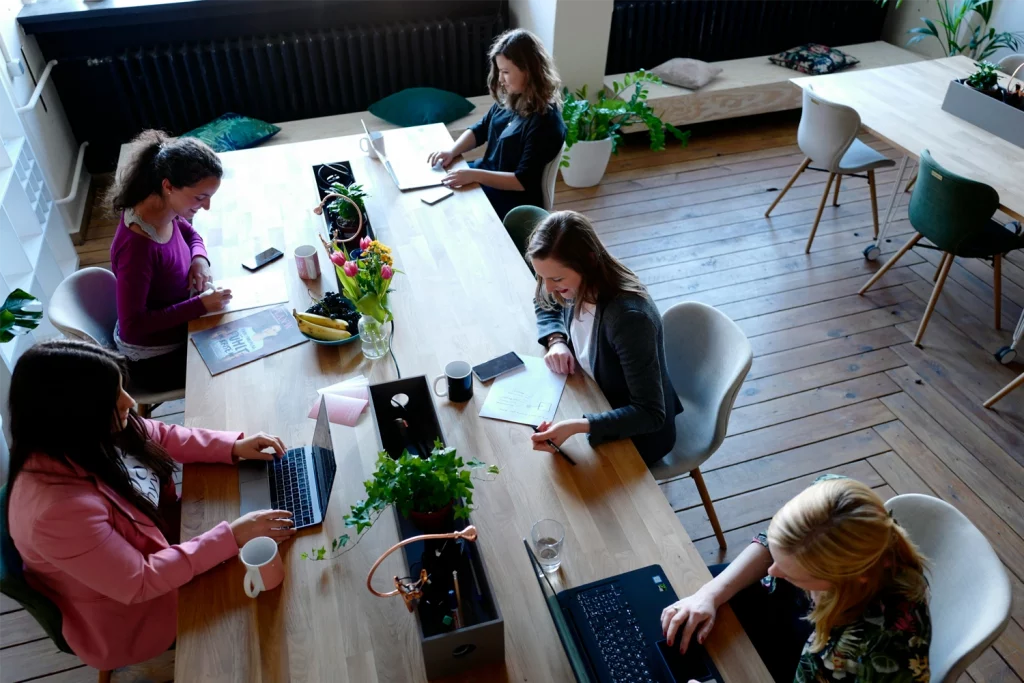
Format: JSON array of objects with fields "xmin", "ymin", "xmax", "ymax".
[
  {"xmin": 182, "ymin": 113, "xmax": 280, "ymax": 152},
  {"xmin": 769, "ymin": 43, "xmax": 860, "ymax": 75}
]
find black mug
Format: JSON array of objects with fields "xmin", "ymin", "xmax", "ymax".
[{"xmin": 433, "ymin": 361, "xmax": 473, "ymax": 403}]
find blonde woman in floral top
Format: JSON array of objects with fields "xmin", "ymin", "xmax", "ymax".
[{"xmin": 661, "ymin": 476, "xmax": 931, "ymax": 682}]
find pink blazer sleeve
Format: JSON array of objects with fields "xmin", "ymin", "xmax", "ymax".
[
  {"xmin": 176, "ymin": 217, "xmax": 209, "ymax": 263},
  {"xmin": 143, "ymin": 419, "xmax": 241, "ymax": 465},
  {"xmin": 30, "ymin": 493, "xmax": 237, "ymax": 605}
]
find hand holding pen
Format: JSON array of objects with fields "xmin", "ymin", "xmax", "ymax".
[{"xmin": 531, "ymin": 423, "xmax": 577, "ymax": 466}]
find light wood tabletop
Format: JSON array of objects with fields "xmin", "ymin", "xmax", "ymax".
[
  {"xmin": 176, "ymin": 124, "xmax": 772, "ymax": 682},
  {"xmin": 792, "ymin": 55, "xmax": 1024, "ymax": 221}
]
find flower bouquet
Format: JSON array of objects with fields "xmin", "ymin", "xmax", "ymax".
[{"xmin": 320, "ymin": 234, "xmax": 398, "ymax": 360}]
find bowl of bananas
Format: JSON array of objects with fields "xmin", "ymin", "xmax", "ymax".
[{"xmin": 293, "ymin": 292, "xmax": 362, "ymax": 346}]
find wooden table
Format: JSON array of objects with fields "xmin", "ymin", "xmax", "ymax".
[
  {"xmin": 793, "ymin": 56, "xmax": 1024, "ymax": 404},
  {"xmin": 176, "ymin": 125, "xmax": 771, "ymax": 682}
]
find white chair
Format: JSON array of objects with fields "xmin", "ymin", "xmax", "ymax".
[
  {"xmin": 651, "ymin": 302, "xmax": 753, "ymax": 548},
  {"xmin": 885, "ymin": 494, "xmax": 1012, "ymax": 683},
  {"xmin": 49, "ymin": 267, "xmax": 184, "ymax": 416},
  {"xmin": 765, "ymin": 87, "xmax": 896, "ymax": 253},
  {"xmin": 997, "ymin": 53, "xmax": 1024, "ymax": 76},
  {"xmin": 540, "ymin": 143, "xmax": 566, "ymax": 212}
]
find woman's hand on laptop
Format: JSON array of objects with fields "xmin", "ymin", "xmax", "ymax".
[
  {"xmin": 232, "ymin": 433, "xmax": 287, "ymax": 461},
  {"xmin": 661, "ymin": 588, "xmax": 717, "ymax": 654},
  {"xmin": 230, "ymin": 510, "xmax": 296, "ymax": 546},
  {"xmin": 427, "ymin": 149, "xmax": 454, "ymax": 169},
  {"xmin": 443, "ymin": 168, "xmax": 478, "ymax": 188}
]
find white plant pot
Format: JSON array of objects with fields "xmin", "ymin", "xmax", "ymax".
[{"xmin": 560, "ymin": 138, "xmax": 613, "ymax": 188}]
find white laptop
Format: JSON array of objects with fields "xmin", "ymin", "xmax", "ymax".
[{"xmin": 361, "ymin": 119, "xmax": 447, "ymax": 191}]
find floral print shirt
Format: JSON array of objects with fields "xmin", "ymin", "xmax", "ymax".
[{"xmin": 753, "ymin": 532, "xmax": 931, "ymax": 682}]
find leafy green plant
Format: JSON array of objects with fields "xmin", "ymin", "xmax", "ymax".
[
  {"xmin": 966, "ymin": 60, "xmax": 1001, "ymax": 90},
  {"xmin": 326, "ymin": 182, "xmax": 367, "ymax": 223},
  {"xmin": 301, "ymin": 441, "xmax": 499, "ymax": 561},
  {"xmin": 877, "ymin": 0, "xmax": 1023, "ymax": 59},
  {"xmin": 560, "ymin": 70, "xmax": 690, "ymax": 168},
  {"xmin": 1, "ymin": 289, "xmax": 41, "ymax": 343}
]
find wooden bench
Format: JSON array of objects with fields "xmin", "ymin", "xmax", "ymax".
[{"xmin": 606, "ymin": 41, "xmax": 924, "ymax": 132}]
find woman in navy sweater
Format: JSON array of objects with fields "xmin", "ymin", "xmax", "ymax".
[{"xmin": 428, "ymin": 29, "xmax": 566, "ymax": 219}]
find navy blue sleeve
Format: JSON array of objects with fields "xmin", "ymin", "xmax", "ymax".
[
  {"xmin": 469, "ymin": 104, "xmax": 498, "ymax": 147},
  {"xmin": 514, "ymin": 107, "xmax": 567, "ymax": 191}
]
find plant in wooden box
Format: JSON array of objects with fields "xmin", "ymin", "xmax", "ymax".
[
  {"xmin": 319, "ymin": 234, "xmax": 399, "ymax": 360},
  {"xmin": 560, "ymin": 71, "xmax": 690, "ymax": 188},
  {"xmin": 301, "ymin": 441, "xmax": 499, "ymax": 561},
  {"xmin": 1, "ymin": 289, "xmax": 41, "ymax": 343}
]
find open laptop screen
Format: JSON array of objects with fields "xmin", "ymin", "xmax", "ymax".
[
  {"xmin": 310, "ymin": 397, "xmax": 337, "ymax": 517},
  {"xmin": 524, "ymin": 540, "xmax": 594, "ymax": 682}
]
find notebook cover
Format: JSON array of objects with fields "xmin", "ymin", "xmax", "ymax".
[{"xmin": 191, "ymin": 305, "xmax": 307, "ymax": 376}]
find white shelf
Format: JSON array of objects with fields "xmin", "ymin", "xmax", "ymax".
[{"xmin": 1, "ymin": 136, "xmax": 24, "ymax": 171}]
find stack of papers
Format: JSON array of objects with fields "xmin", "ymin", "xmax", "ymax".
[
  {"xmin": 479, "ymin": 356, "xmax": 567, "ymax": 427},
  {"xmin": 308, "ymin": 375, "xmax": 370, "ymax": 426},
  {"xmin": 200, "ymin": 271, "xmax": 289, "ymax": 318}
]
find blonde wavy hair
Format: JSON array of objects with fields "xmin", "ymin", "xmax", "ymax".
[
  {"xmin": 487, "ymin": 28, "xmax": 562, "ymax": 116},
  {"xmin": 768, "ymin": 478, "xmax": 929, "ymax": 652}
]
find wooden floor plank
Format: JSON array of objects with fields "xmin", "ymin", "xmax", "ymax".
[
  {"xmin": 747, "ymin": 326, "xmax": 910, "ymax": 381},
  {"xmin": 908, "ymin": 260, "xmax": 1023, "ymax": 343},
  {"xmin": 994, "ymin": 620, "xmax": 1024, "ymax": 681},
  {"xmin": 903, "ymin": 272, "xmax": 1015, "ymax": 355},
  {"xmin": 0, "ymin": 595, "xmax": 21, "ymax": 615},
  {"xmin": 0, "ymin": 638, "xmax": 85, "ymax": 683},
  {"xmin": 967, "ymin": 644, "xmax": 1024, "ymax": 683},
  {"xmin": 0, "ymin": 609, "xmax": 47, "ymax": 649},
  {"xmin": 868, "ymin": 450, "xmax": 934, "ymax": 496}
]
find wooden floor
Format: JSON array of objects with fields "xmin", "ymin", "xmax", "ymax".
[{"xmin": 7, "ymin": 112, "xmax": 1024, "ymax": 682}]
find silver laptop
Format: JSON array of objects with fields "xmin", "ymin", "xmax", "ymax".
[
  {"xmin": 238, "ymin": 396, "xmax": 337, "ymax": 530},
  {"xmin": 361, "ymin": 119, "xmax": 447, "ymax": 191}
]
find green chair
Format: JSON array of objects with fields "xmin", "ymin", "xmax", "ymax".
[
  {"xmin": 859, "ymin": 150, "xmax": 1024, "ymax": 346},
  {"xmin": 502, "ymin": 205, "xmax": 549, "ymax": 258}
]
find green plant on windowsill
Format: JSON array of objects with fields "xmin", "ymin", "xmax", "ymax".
[
  {"xmin": 1, "ymin": 289, "xmax": 41, "ymax": 344},
  {"xmin": 876, "ymin": 0, "xmax": 1023, "ymax": 60},
  {"xmin": 301, "ymin": 441, "xmax": 499, "ymax": 561}
]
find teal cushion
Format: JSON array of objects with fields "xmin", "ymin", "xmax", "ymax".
[
  {"xmin": 369, "ymin": 88, "xmax": 475, "ymax": 127},
  {"xmin": 182, "ymin": 113, "xmax": 280, "ymax": 153}
]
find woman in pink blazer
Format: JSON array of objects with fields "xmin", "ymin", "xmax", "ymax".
[{"xmin": 6, "ymin": 340, "xmax": 296, "ymax": 671}]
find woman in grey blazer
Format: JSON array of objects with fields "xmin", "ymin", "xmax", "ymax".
[{"xmin": 528, "ymin": 211, "xmax": 682, "ymax": 466}]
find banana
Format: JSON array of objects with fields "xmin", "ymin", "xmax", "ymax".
[
  {"xmin": 296, "ymin": 317, "xmax": 352, "ymax": 342},
  {"xmin": 293, "ymin": 309, "xmax": 348, "ymax": 331}
]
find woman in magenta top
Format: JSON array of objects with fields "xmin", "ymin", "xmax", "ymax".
[
  {"xmin": 6, "ymin": 340, "xmax": 295, "ymax": 670},
  {"xmin": 109, "ymin": 131, "xmax": 233, "ymax": 391}
]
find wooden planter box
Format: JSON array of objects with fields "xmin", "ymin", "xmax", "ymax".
[
  {"xmin": 941, "ymin": 80, "xmax": 1024, "ymax": 149},
  {"xmin": 367, "ymin": 377, "xmax": 505, "ymax": 679}
]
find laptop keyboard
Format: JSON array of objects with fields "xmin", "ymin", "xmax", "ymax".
[
  {"xmin": 269, "ymin": 449, "xmax": 314, "ymax": 527},
  {"xmin": 577, "ymin": 584, "xmax": 656, "ymax": 683}
]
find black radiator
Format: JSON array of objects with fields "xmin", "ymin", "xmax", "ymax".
[
  {"xmin": 55, "ymin": 14, "xmax": 504, "ymax": 171},
  {"xmin": 606, "ymin": 0, "xmax": 889, "ymax": 74}
]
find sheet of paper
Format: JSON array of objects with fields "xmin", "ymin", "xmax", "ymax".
[
  {"xmin": 318, "ymin": 375, "xmax": 370, "ymax": 401},
  {"xmin": 200, "ymin": 271, "xmax": 289, "ymax": 317},
  {"xmin": 479, "ymin": 355, "xmax": 567, "ymax": 427},
  {"xmin": 308, "ymin": 392, "xmax": 368, "ymax": 427}
]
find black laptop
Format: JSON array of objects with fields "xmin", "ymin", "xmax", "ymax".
[
  {"xmin": 237, "ymin": 396, "xmax": 337, "ymax": 529},
  {"xmin": 524, "ymin": 540, "xmax": 722, "ymax": 683}
]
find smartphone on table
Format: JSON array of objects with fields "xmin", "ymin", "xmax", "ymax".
[
  {"xmin": 472, "ymin": 352, "xmax": 525, "ymax": 383},
  {"xmin": 242, "ymin": 247, "xmax": 284, "ymax": 272}
]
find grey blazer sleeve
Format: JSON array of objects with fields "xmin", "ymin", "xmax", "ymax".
[
  {"xmin": 584, "ymin": 307, "xmax": 668, "ymax": 445},
  {"xmin": 535, "ymin": 299, "xmax": 568, "ymax": 347}
]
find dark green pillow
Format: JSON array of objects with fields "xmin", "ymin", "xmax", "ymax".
[
  {"xmin": 182, "ymin": 113, "xmax": 280, "ymax": 152},
  {"xmin": 369, "ymin": 88, "xmax": 475, "ymax": 127}
]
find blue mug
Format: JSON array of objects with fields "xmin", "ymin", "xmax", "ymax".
[{"xmin": 433, "ymin": 361, "xmax": 473, "ymax": 403}]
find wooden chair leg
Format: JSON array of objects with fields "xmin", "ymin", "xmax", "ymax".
[
  {"xmin": 934, "ymin": 253, "xmax": 950, "ymax": 282},
  {"xmin": 914, "ymin": 252, "xmax": 953, "ymax": 346},
  {"xmin": 985, "ymin": 372, "xmax": 1024, "ymax": 409},
  {"xmin": 904, "ymin": 174, "xmax": 916, "ymax": 193},
  {"xmin": 867, "ymin": 170, "xmax": 880, "ymax": 238},
  {"xmin": 805, "ymin": 172, "xmax": 836, "ymax": 254},
  {"xmin": 691, "ymin": 468, "xmax": 726, "ymax": 549},
  {"xmin": 137, "ymin": 404, "xmax": 152, "ymax": 419},
  {"xmin": 765, "ymin": 157, "xmax": 811, "ymax": 217},
  {"xmin": 832, "ymin": 173, "xmax": 842, "ymax": 206},
  {"xmin": 98, "ymin": 671, "xmax": 113, "ymax": 683},
  {"xmin": 994, "ymin": 254, "xmax": 1002, "ymax": 330},
  {"xmin": 859, "ymin": 233, "xmax": 923, "ymax": 295}
]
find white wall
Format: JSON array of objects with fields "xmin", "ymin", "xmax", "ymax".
[
  {"xmin": 988, "ymin": 0, "xmax": 1024, "ymax": 62},
  {"xmin": 883, "ymin": 0, "xmax": 1024, "ymax": 61},
  {"xmin": 509, "ymin": 0, "xmax": 557, "ymax": 55}
]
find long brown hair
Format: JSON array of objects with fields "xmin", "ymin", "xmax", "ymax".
[
  {"xmin": 768, "ymin": 478, "xmax": 929, "ymax": 652},
  {"xmin": 487, "ymin": 28, "xmax": 562, "ymax": 116},
  {"xmin": 526, "ymin": 210, "xmax": 646, "ymax": 315}
]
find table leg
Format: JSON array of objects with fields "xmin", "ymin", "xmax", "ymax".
[{"xmin": 864, "ymin": 156, "xmax": 909, "ymax": 261}]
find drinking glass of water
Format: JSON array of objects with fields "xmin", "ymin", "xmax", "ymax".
[{"xmin": 531, "ymin": 519, "xmax": 565, "ymax": 573}]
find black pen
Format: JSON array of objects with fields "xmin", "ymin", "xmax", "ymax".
[{"xmin": 533, "ymin": 426, "xmax": 577, "ymax": 466}]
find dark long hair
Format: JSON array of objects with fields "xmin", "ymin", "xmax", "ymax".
[
  {"xmin": 6, "ymin": 340, "xmax": 176, "ymax": 532},
  {"xmin": 487, "ymin": 28, "xmax": 562, "ymax": 116},
  {"xmin": 527, "ymin": 210, "xmax": 646, "ymax": 315},
  {"xmin": 107, "ymin": 130, "xmax": 222, "ymax": 214}
]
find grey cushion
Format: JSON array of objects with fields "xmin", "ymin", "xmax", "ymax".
[{"xmin": 650, "ymin": 58, "xmax": 723, "ymax": 90}]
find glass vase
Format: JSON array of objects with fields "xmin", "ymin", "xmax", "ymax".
[{"xmin": 358, "ymin": 315, "xmax": 389, "ymax": 360}]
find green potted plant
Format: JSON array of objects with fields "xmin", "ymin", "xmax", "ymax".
[
  {"xmin": 964, "ymin": 60, "xmax": 1002, "ymax": 98},
  {"xmin": 324, "ymin": 182, "xmax": 368, "ymax": 245},
  {"xmin": 560, "ymin": 70, "xmax": 690, "ymax": 188},
  {"xmin": 877, "ymin": 0, "xmax": 1023, "ymax": 59},
  {"xmin": 301, "ymin": 441, "xmax": 498, "ymax": 561},
  {"xmin": 1, "ymin": 289, "xmax": 41, "ymax": 343}
]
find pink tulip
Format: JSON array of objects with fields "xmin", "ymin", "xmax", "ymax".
[
  {"xmin": 343, "ymin": 261, "xmax": 359, "ymax": 278},
  {"xmin": 360, "ymin": 236, "xmax": 372, "ymax": 251},
  {"xmin": 329, "ymin": 250, "xmax": 346, "ymax": 267},
  {"xmin": 381, "ymin": 264, "xmax": 393, "ymax": 280}
]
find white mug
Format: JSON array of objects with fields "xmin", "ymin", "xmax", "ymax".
[
  {"xmin": 360, "ymin": 134, "xmax": 385, "ymax": 157},
  {"xmin": 294, "ymin": 244, "xmax": 320, "ymax": 280},
  {"xmin": 240, "ymin": 536, "xmax": 285, "ymax": 598}
]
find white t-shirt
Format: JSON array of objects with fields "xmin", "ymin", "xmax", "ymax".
[
  {"xmin": 569, "ymin": 302, "xmax": 598, "ymax": 379},
  {"xmin": 122, "ymin": 453, "xmax": 161, "ymax": 507}
]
